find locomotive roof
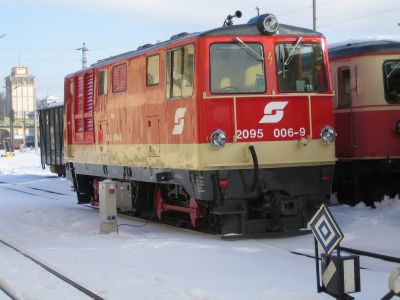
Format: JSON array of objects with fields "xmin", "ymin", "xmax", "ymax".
[
  {"xmin": 68, "ymin": 18, "xmax": 322, "ymax": 75},
  {"xmin": 199, "ymin": 23, "xmax": 322, "ymax": 37},
  {"xmin": 329, "ymin": 37, "xmax": 400, "ymax": 60}
]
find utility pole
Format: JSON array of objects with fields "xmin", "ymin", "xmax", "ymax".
[
  {"xmin": 9, "ymin": 109, "xmax": 14, "ymax": 152},
  {"xmin": 313, "ymin": 0, "xmax": 317, "ymax": 31},
  {"xmin": 76, "ymin": 42, "xmax": 88, "ymax": 69}
]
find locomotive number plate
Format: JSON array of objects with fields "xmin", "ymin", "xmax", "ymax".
[{"xmin": 236, "ymin": 129, "xmax": 264, "ymax": 140}]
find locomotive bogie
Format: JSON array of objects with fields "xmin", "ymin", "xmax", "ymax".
[{"xmin": 64, "ymin": 15, "xmax": 336, "ymax": 234}]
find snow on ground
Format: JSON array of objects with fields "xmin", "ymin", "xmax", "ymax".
[{"xmin": 0, "ymin": 150, "xmax": 399, "ymax": 300}]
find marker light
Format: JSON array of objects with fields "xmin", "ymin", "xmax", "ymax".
[
  {"xmin": 320, "ymin": 126, "xmax": 336, "ymax": 144},
  {"xmin": 210, "ymin": 129, "xmax": 226, "ymax": 148},
  {"xmin": 218, "ymin": 178, "xmax": 229, "ymax": 189}
]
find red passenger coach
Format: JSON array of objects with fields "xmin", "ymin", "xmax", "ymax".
[
  {"xmin": 330, "ymin": 38, "xmax": 400, "ymax": 205},
  {"xmin": 64, "ymin": 13, "xmax": 336, "ymax": 235}
]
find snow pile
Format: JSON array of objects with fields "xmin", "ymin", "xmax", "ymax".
[
  {"xmin": 0, "ymin": 150, "xmax": 48, "ymax": 177},
  {"xmin": 0, "ymin": 151, "xmax": 399, "ymax": 300},
  {"xmin": 332, "ymin": 196, "xmax": 400, "ymax": 257}
]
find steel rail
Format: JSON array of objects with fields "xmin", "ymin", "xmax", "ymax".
[
  {"xmin": 0, "ymin": 281, "xmax": 19, "ymax": 300},
  {"xmin": 0, "ymin": 239, "xmax": 104, "ymax": 300},
  {"xmin": 339, "ymin": 246, "xmax": 400, "ymax": 264}
]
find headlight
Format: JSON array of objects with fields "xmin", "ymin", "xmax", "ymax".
[
  {"xmin": 210, "ymin": 129, "xmax": 226, "ymax": 148},
  {"xmin": 260, "ymin": 14, "xmax": 279, "ymax": 34},
  {"xmin": 247, "ymin": 14, "xmax": 279, "ymax": 35},
  {"xmin": 320, "ymin": 126, "xmax": 336, "ymax": 144}
]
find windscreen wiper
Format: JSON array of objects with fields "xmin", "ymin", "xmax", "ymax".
[
  {"xmin": 233, "ymin": 37, "xmax": 264, "ymax": 61},
  {"xmin": 284, "ymin": 36, "xmax": 303, "ymax": 66},
  {"xmin": 386, "ymin": 61, "xmax": 400, "ymax": 79}
]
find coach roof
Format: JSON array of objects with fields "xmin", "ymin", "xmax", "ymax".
[{"xmin": 329, "ymin": 37, "xmax": 400, "ymax": 60}]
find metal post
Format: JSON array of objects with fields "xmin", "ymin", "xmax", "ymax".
[
  {"xmin": 34, "ymin": 111, "xmax": 38, "ymax": 151},
  {"xmin": 23, "ymin": 112, "xmax": 26, "ymax": 148},
  {"xmin": 313, "ymin": 0, "xmax": 317, "ymax": 31},
  {"xmin": 314, "ymin": 237, "xmax": 321, "ymax": 292},
  {"xmin": 76, "ymin": 42, "xmax": 89, "ymax": 69},
  {"xmin": 337, "ymin": 246, "xmax": 344, "ymax": 300},
  {"xmin": 9, "ymin": 109, "xmax": 14, "ymax": 152}
]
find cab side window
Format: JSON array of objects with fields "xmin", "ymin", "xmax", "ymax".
[
  {"xmin": 147, "ymin": 55, "xmax": 159, "ymax": 86},
  {"xmin": 166, "ymin": 44, "xmax": 194, "ymax": 99}
]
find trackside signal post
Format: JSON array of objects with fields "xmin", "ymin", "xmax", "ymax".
[{"xmin": 308, "ymin": 204, "xmax": 360, "ymax": 299}]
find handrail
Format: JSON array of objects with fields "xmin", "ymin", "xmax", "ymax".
[{"xmin": 202, "ymin": 91, "xmax": 335, "ymax": 100}]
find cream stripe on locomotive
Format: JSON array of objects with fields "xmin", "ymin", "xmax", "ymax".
[
  {"xmin": 335, "ymin": 105, "xmax": 400, "ymax": 113},
  {"xmin": 66, "ymin": 140, "xmax": 335, "ymax": 171}
]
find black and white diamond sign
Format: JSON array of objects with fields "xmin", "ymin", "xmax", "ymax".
[{"xmin": 308, "ymin": 204, "xmax": 344, "ymax": 255}]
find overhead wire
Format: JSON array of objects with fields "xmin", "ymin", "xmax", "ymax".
[
  {"xmin": 277, "ymin": 0, "xmax": 341, "ymax": 17},
  {"xmin": 320, "ymin": 6, "xmax": 400, "ymax": 27},
  {"xmin": 0, "ymin": 2, "xmax": 398, "ymax": 55},
  {"xmin": 0, "ymin": 43, "xmax": 138, "ymax": 53}
]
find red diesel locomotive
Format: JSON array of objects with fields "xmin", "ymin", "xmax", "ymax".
[
  {"xmin": 64, "ymin": 13, "xmax": 336, "ymax": 234},
  {"xmin": 330, "ymin": 37, "xmax": 400, "ymax": 205}
]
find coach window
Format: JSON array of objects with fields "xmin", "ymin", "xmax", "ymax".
[
  {"xmin": 147, "ymin": 55, "xmax": 159, "ymax": 86},
  {"xmin": 98, "ymin": 69, "xmax": 108, "ymax": 96},
  {"xmin": 166, "ymin": 44, "xmax": 194, "ymax": 99},
  {"xmin": 383, "ymin": 60, "xmax": 400, "ymax": 104},
  {"xmin": 112, "ymin": 63, "xmax": 127, "ymax": 93},
  {"xmin": 337, "ymin": 68, "xmax": 351, "ymax": 108},
  {"xmin": 276, "ymin": 42, "xmax": 327, "ymax": 92},
  {"xmin": 210, "ymin": 43, "xmax": 265, "ymax": 94}
]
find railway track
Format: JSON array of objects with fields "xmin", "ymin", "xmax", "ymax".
[
  {"xmin": 0, "ymin": 237, "xmax": 104, "ymax": 300},
  {"xmin": 0, "ymin": 181, "xmax": 71, "ymax": 201},
  {"xmin": 2, "ymin": 180, "xmax": 399, "ymax": 268},
  {"xmin": 0, "ymin": 281, "xmax": 18, "ymax": 300}
]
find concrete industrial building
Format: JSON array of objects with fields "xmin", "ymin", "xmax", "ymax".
[
  {"xmin": 5, "ymin": 66, "xmax": 36, "ymax": 116},
  {"xmin": 3, "ymin": 67, "xmax": 37, "ymax": 146}
]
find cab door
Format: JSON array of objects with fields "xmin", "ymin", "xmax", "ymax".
[{"xmin": 334, "ymin": 67, "xmax": 354, "ymax": 157}]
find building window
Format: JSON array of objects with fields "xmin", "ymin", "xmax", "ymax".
[
  {"xmin": 98, "ymin": 69, "xmax": 108, "ymax": 96},
  {"xmin": 112, "ymin": 63, "xmax": 127, "ymax": 93},
  {"xmin": 383, "ymin": 60, "xmax": 400, "ymax": 104},
  {"xmin": 147, "ymin": 55, "xmax": 159, "ymax": 86},
  {"xmin": 166, "ymin": 44, "xmax": 194, "ymax": 99},
  {"xmin": 337, "ymin": 68, "xmax": 351, "ymax": 108}
]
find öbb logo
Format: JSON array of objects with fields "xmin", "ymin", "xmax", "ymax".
[
  {"xmin": 172, "ymin": 107, "xmax": 187, "ymax": 135},
  {"xmin": 259, "ymin": 101, "xmax": 288, "ymax": 124}
]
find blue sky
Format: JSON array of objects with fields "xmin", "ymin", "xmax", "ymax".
[{"xmin": 0, "ymin": 0, "xmax": 399, "ymax": 100}]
